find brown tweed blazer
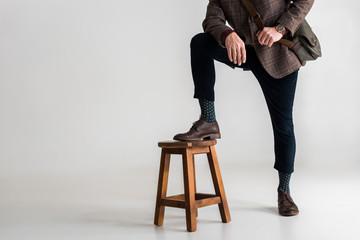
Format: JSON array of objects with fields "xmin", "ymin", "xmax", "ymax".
[{"xmin": 202, "ymin": 0, "xmax": 314, "ymax": 79}]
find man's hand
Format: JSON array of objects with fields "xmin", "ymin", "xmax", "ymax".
[
  {"xmin": 256, "ymin": 27, "xmax": 283, "ymax": 47},
  {"xmin": 225, "ymin": 32, "xmax": 246, "ymax": 66}
]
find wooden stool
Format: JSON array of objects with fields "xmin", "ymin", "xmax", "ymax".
[{"xmin": 154, "ymin": 140, "xmax": 231, "ymax": 232}]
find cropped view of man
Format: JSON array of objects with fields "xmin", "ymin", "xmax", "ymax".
[{"xmin": 174, "ymin": 0, "xmax": 315, "ymax": 216}]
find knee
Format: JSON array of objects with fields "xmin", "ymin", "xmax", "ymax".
[
  {"xmin": 274, "ymin": 121, "xmax": 295, "ymax": 138},
  {"xmin": 190, "ymin": 33, "xmax": 210, "ymax": 50}
]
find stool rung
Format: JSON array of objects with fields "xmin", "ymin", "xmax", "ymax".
[
  {"xmin": 195, "ymin": 193, "xmax": 221, "ymax": 208},
  {"xmin": 161, "ymin": 193, "xmax": 221, "ymax": 209},
  {"xmin": 161, "ymin": 194, "xmax": 186, "ymax": 208}
]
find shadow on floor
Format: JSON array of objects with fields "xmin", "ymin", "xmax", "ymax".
[
  {"xmin": 77, "ymin": 205, "xmax": 194, "ymax": 232},
  {"xmin": 229, "ymin": 199, "xmax": 278, "ymax": 215},
  {"xmin": 77, "ymin": 198, "xmax": 278, "ymax": 233}
]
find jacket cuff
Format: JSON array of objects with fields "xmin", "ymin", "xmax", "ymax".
[
  {"xmin": 277, "ymin": 15, "xmax": 299, "ymax": 37},
  {"xmin": 282, "ymin": 28, "xmax": 289, "ymax": 36},
  {"xmin": 210, "ymin": 26, "xmax": 233, "ymax": 48},
  {"xmin": 220, "ymin": 29, "xmax": 235, "ymax": 43}
]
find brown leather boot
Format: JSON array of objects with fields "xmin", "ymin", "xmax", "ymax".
[
  {"xmin": 173, "ymin": 117, "xmax": 221, "ymax": 141},
  {"xmin": 278, "ymin": 192, "xmax": 299, "ymax": 216}
]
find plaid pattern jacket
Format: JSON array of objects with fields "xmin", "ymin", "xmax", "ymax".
[{"xmin": 202, "ymin": 0, "xmax": 314, "ymax": 79}]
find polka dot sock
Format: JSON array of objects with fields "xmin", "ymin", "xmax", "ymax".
[
  {"xmin": 198, "ymin": 98, "xmax": 216, "ymax": 123},
  {"xmin": 277, "ymin": 171, "xmax": 292, "ymax": 194}
]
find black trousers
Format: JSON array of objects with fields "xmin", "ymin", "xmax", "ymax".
[{"xmin": 191, "ymin": 33, "xmax": 299, "ymax": 173}]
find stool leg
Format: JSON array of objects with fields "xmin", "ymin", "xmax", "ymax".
[
  {"xmin": 207, "ymin": 145, "xmax": 231, "ymax": 223},
  {"xmin": 183, "ymin": 149, "xmax": 197, "ymax": 232},
  {"xmin": 154, "ymin": 149, "xmax": 171, "ymax": 226},
  {"xmin": 192, "ymin": 158, "xmax": 198, "ymax": 217}
]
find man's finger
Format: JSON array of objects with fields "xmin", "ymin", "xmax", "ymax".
[
  {"xmin": 263, "ymin": 35, "xmax": 270, "ymax": 46},
  {"xmin": 268, "ymin": 38, "xmax": 274, "ymax": 47},
  {"xmin": 267, "ymin": 35, "xmax": 273, "ymax": 46},
  {"xmin": 257, "ymin": 31, "xmax": 264, "ymax": 44},
  {"xmin": 241, "ymin": 45, "xmax": 246, "ymax": 63},
  {"xmin": 237, "ymin": 46, "xmax": 242, "ymax": 66},
  {"xmin": 232, "ymin": 48, "xmax": 237, "ymax": 64},
  {"xmin": 227, "ymin": 47, "xmax": 233, "ymax": 62},
  {"xmin": 262, "ymin": 33, "xmax": 269, "ymax": 45},
  {"xmin": 260, "ymin": 35, "xmax": 266, "ymax": 45}
]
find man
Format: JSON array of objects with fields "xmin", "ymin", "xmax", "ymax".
[{"xmin": 173, "ymin": 0, "xmax": 315, "ymax": 216}]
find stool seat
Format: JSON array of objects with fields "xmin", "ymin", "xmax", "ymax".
[
  {"xmin": 154, "ymin": 139, "xmax": 231, "ymax": 232},
  {"xmin": 158, "ymin": 140, "xmax": 217, "ymax": 148}
]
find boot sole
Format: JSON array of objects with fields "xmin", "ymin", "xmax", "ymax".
[
  {"xmin": 203, "ymin": 133, "xmax": 221, "ymax": 140},
  {"xmin": 279, "ymin": 210, "xmax": 299, "ymax": 216},
  {"xmin": 174, "ymin": 133, "xmax": 221, "ymax": 141}
]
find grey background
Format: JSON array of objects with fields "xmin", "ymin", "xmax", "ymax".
[
  {"xmin": 1, "ymin": 0, "xmax": 360, "ymax": 239},
  {"xmin": 1, "ymin": 0, "xmax": 359, "ymax": 176}
]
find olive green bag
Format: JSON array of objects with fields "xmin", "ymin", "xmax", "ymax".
[
  {"xmin": 241, "ymin": 0, "xmax": 322, "ymax": 66},
  {"xmin": 280, "ymin": 19, "xmax": 322, "ymax": 66}
]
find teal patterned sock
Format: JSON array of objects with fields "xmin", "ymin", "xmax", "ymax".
[
  {"xmin": 277, "ymin": 171, "xmax": 292, "ymax": 194},
  {"xmin": 198, "ymin": 98, "xmax": 216, "ymax": 123}
]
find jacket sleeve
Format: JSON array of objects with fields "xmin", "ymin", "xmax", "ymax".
[
  {"xmin": 202, "ymin": 0, "xmax": 232, "ymax": 47},
  {"xmin": 277, "ymin": 0, "xmax": 315, "ymax": 37}
]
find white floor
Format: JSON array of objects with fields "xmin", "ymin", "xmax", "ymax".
[{"xmin": 1, "ymin": 160, "xmax": 360, "ymax": 240}]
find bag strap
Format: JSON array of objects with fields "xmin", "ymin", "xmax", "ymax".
[{"xmin": 241, "ymin": 0, "xmax": 295, "ymax": 49}]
